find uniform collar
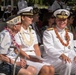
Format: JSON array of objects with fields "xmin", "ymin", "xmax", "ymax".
[{"xmin": 56, "ymin": 26, "xmax": 65, "ymax": 32}]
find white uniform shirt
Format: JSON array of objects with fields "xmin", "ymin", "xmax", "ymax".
[
  {"xmin": 43, "ymin": 27, "xmax": 76, "ymax": 63},
  {"xmin": 15, "ymin": 27, "xmax": 38, "ymax": 55},
  {"xmin": 0, "ymin": 30, "xmax": 20, "ymax": 62}
]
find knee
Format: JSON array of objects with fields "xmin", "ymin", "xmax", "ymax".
[
  {"xmin": 41, "ymin": 65, "xmax": 49, "ymax": 73},
  {"xmin": 49, "ymin": 65, "xmax": 55, "ymax": 73},
  {"xmin": 18, "ymin": 68, "xmax": 33, "ymax": 75},
  {"xmin": 27, "ymin": 71, "xmax": 34, "ymax": 75},
  {"xmin": 30, "ymin": 66, "xmax": 37, "ymax": 74},
  {"xmin": 49, "ymin": 65, "xmax": 55, "ymax": 74},
  {"xmin": 27, "ymin": 66, "xmax": 37, "ymax": 75}
]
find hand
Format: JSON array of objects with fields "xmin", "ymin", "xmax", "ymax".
[
  {"xmin": 0, "ymin": 55, "xmax": 10, "ymax": 63},
  {"xmin": 14, "ymin": 48, "xmax": 18, "ymax": 54},
  {"xmin": 60, "ymin": 54, "xmax": 71, "ymax": 63},
  {"xmin": 74, "ymin": 56, "xmax": 76, "ymax": 62},
  {"xmin": 29, "ymin": 55, "xmax": 42, "ymax": 63},
  {"xmin": 20, "ymin": 58, "xmax": 27, "ymax": 68}
]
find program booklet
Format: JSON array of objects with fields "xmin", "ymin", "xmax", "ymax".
[{"xmin": 29, "ymin": 55, "xmax": 44, "ymax": 60}]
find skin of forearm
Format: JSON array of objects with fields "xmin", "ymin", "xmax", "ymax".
[
  {"xmin": 20, "ymin": 50, "xmax": 30, "ymax": 59},
  {"xmin": 34, "ymin": 44, "xmax": 41, "ymax": 57},
  {"xmin": 14, "ymin": 46, "xmax": 30, "ymax": 59}
]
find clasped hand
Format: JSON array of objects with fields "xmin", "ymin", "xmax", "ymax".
[
  {"xmin": 60, "ymin": 54, "xmax": 71, "ymax": 63},
  {"xmin": 16, "ymin": 58, "xmax": 27, "ymax": 68}
]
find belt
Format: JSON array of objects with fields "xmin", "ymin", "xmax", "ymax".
[{"xmin": 26, "ymin": 50, "xmax": 34, "ymax": 52}]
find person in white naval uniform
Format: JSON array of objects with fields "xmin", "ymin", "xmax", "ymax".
[
  {"xmin": 0, "ymin": 15, "xmax": 37, "ymax": 75},
  {"xmin": 43, "ymin": 9, "xmax": 76, "ymax": 75},
  {"xmin": 16, "ymin": 6, "xmax": 55, "ymax": 75}
]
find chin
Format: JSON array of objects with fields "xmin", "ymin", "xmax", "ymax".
[{"xmin": 60, "ymin": 27, "xmax": 65, "ymax": 29}]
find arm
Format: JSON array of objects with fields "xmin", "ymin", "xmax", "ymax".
[
  {"xmin": 43, "ymin": 30, "xmax": 64, "ymax": 59},
  {"xmin": 43, "ymin": 30, "xmax": 73, "ymax": 62},
  {"xmin": 34, "ymin": 44, "xmax": 41, "ymax": 57},
  {"xmin": 0, "ymin": 54, "xmax": 11, "ymax": 63},
  {"xmin": 13, "ymin": 45, "xmax": 30, "ymax": 59}
]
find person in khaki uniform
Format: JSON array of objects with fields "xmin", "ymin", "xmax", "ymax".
[{"xmin": 43, "ymin": 9, "xmax": 76, "ymax": 75}]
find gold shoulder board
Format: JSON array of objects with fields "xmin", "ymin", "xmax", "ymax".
[
  {"xmin": 65, "ymin": 28, "xmax": 70, "ymax": 32},
  {"xmin": 47, "ymin": 28, "xmax": 54, "ymax": 31}
]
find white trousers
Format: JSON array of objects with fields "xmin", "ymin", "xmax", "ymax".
[{"xmin": 51, "ymin": 59, "xmax": 76, "ymax": 75}]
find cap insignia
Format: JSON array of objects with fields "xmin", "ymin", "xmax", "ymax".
[{"xmin": 61, "ymin": 11, "xmax": 66, "ymax": 16}]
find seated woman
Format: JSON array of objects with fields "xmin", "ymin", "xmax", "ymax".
[
  {"xmin": 15, "ymin": 6, "xmax": 55, "ymax": 75},
  {"xmin": 0, "ymin": 15, "xmax": 37, "ymax": 75}
]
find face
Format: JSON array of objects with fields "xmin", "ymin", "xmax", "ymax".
[
  {"xmin": 22, "ymin": 15, "xmax": 33, "ymax": 27},
  {"xmin": 14, "ymin": 23, "xmax": 21, "ymax": 33},
  {"xmin": 33, "ymin": 14, "xmax": 39, "ymax": 22},
  {"xmin": 56, "ymin": 18, "xmax": 67, "ymax": 29},
  {"xmin": 8, "ymin": 7, "xmax": 12, "ymax": 11},
  {"xmin": 48, "ymin": 16, "xmax": 55, "ymax": 25},
  {"xmin": 68, "ymin": 16, "xmax": 74, "ymax": 25}
]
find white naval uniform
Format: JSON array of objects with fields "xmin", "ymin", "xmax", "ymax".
[
  {"xmin": 15, "ymin": 27, "xmax": 50, "ymax": 74},
  {"xmin": 0, "ymin": 30, "xmax": 20, "ymax": 62},
  {"xmin": 43, "ymin": 27, "xmax": 76, "ymax": 75}
]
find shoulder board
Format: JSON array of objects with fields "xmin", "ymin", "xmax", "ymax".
[
  {"xmin": 65, "ymin": 28, "xmax": 70, "ymax": 32},
  {"xmin": 47, "ymin": 28, "xmax": 54, "ymax": 31}
]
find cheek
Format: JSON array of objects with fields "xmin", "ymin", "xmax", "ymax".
[{"xmin": 17, "ymin": 26, "xmax": 21, "ymax": 31}]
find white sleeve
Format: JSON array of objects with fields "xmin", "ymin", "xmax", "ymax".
[
  {"xmin": 43, "ymin": 30, "xmax": 63, "ymax": 59},
  {"xmin": 0, "ymin": 32, "xmax": 11, "ymax": 54},
  {"xmin": 14, "ymin": 33, "xmax": 22, "ymax": 45}
]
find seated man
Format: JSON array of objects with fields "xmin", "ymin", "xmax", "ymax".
[
  {"xmin": 0, "ymin": 15, "xmax": 37, "ymax": 75},
  {"xmin": 43, "ymin": 9, "xmax": 76, "ymax": 75}
]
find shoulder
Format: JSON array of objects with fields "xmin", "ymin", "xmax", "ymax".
[
  {"xmin": 0, "ymin": 30, "xmax": 9, "ymax": 36},
  {"xmin": 0, "ymin": 30, "xmax": 10, "ymax": 40},
  {"xmin": 43, "ymin": 28, "xmax": 54, "ymax": 36},
  {"xmin": 65, "ymin": 28, "xmax": 72, "ymax": 33},
  {"xmin": 65, "ymin": 28, "xmax": 73, "ymax": 36},
  {"xmin": 46, "ymin": 28, "xmax": 54, "ymax": 31}
]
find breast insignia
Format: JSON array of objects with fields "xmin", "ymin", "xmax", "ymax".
[{"xmin": 47, "ymin": 28, "xmax": 54, "ymax": 31}]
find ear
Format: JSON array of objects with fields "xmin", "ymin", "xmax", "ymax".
[
  {"xmin": 13, "ymin": 25, "xmax": 17, "ymax": 30},
  {"xmin": 21, "ymin": 16, "xmax": 25, "ymax": 21}
]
